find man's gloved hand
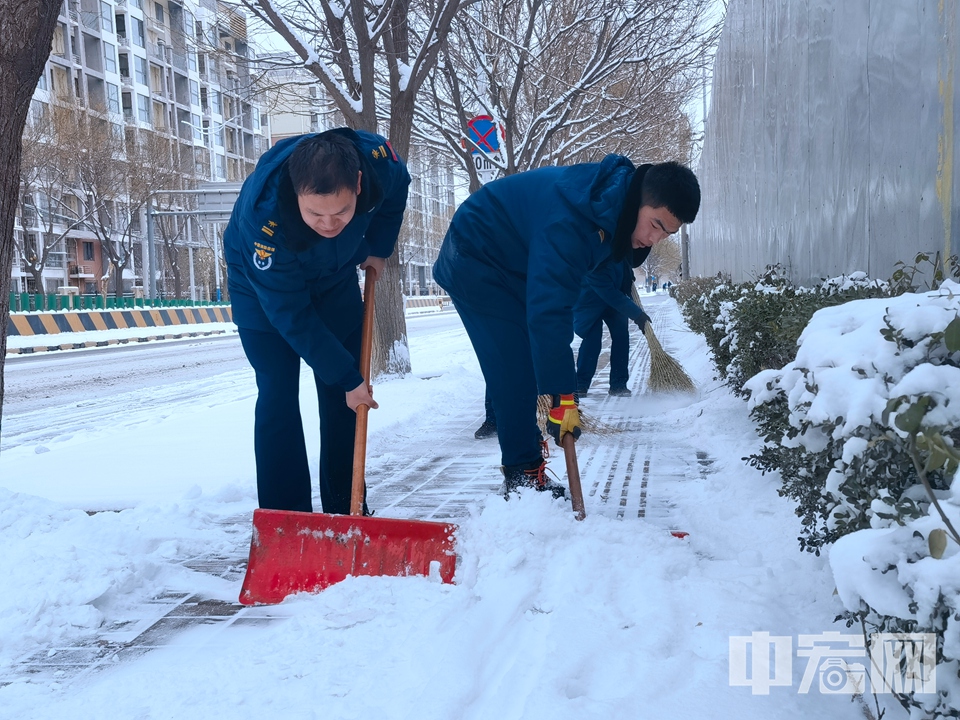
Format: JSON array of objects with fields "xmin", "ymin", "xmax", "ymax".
[
  {"xmin": 635, "ymin": 308, "xmax": 651, "ymax": 333},
  {"xmin": 547, "ymin": 394, "xmax": 582, "ymax": 446}
]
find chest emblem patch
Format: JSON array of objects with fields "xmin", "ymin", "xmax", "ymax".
[{"xmin": 253, "ymin": 241, "xmax": 275, "ymax": 271}]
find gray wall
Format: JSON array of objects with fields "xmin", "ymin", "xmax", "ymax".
[{"xmin": 692, "ymin": 0, "xmax": 959, "ymax": 284}]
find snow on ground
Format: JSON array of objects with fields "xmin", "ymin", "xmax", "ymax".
[{"xmin": 0, "ymin": 294, "xmax": 869, "ymax": 718}]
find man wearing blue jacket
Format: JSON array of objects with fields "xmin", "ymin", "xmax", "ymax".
[
  {"xmin": 224, "ymin": 128, "xmax": 410, "ymax": 514},
  {"xmin": 574, "ymin": 258, "xmax": 649, "ymax": 397},
  {"xmin": 433, "ymin": 160, "xmax": 698, "ymax": 496}
]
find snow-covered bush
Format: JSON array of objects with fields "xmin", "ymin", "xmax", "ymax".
[
  {"xmin": 744, "ymin": 283, "xmax": 960, "ymax": 551},
  {"xmin": 675, "ymin": 275, "xmax": 738, "ymax": 380},
  {"xmin": 745, "ymin": 282, "xmax": 960, "ymax": 719},
  {"xmin": 678, "ymin": 266, "xmax": 890, "ymax": 396}
]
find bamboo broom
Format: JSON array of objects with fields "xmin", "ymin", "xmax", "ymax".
[{"xmin": 630, "ymin": 285, "xmax": 696, "ymax": 394}]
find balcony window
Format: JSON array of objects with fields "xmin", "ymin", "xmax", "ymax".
[
  {"xmin": 107, "ymin": 82, "xmax": 120, "ymax": 113},
  {"xmin": 132, "ymin": 17, "xmax": 144, "ymax": 47},
  {"xmin": 100, "ymin": 1, "xmax": 112, "ymax": 32},
  {"xmin": 104, "ymin": 42, "xmax": 117, "ymax": 73},
  {"xmin": 135, "ymin": 55, "xmax": 147, "ymax": 84},
  {"xmin": 83, "ymin": 241, "xmax": 95, "ymax": 261},
  {"xmin": 137, "ymin": 93, "xmax": 149, "ymax": 123}
]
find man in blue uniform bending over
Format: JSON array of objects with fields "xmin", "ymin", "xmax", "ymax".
[
  {"xmin": 433, "ymin": 160, "xmax": 698, "ymax": 496},
  {"xmin": 224, "ymin": 128, "xmax": 410, "ymax": 514}
]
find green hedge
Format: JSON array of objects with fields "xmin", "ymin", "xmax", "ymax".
[{"xmin": 8, "ymin": 293, "xmax": 228, "ymax": 313}]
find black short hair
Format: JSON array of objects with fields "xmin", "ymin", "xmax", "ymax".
[
  {"xmin": 287, "ymin": 133, "xmax": 361, "ymax": 196},
  {"xmin": 641, "ymin": 161, "xmax": 700, "ymax": 224}
]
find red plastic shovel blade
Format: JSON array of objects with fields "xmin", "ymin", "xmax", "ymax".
[{"xmin": 239, "ymin": 508, "xmax": 458, "ymax": 605}]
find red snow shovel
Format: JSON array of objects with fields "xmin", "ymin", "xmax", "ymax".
[{"xmin": 239, "ymin": 271, "xmax": 458, "ymax": 605}]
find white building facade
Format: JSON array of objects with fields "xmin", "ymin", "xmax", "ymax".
[{"xmin": 12, "ymin": 0, "xmax": 270, "ymax": 298}]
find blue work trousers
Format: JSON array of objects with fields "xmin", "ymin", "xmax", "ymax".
[
  {"xmin": 238, "ymin": 324, "xmax": 362, "ymax": 514},
  {"xmin": 453, "ymin": 299, "xmax": 544, "ymax": 468},
  {"xmin": 576, "ymin": 307, "xmax": 630, "ymax": 392}
]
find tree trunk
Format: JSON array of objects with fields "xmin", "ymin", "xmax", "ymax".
[
  {"xmin": 0, "ymin": 0, "xmax": 61, "ymax": 427},
  {"xmin": 368, "ymin": 97, "xmax": 419, "ymax": 379},
  {"xmin": 29, "ymin": 266, "xmax": 43, "ymax": 306}
]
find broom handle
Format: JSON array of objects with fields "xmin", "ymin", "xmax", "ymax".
[
  {"xmin": 562, "ymin": 433, "xmax": 586, "ymax": 521},
  {"xmin": 350, "ymin": 271, "xmax": 377, "ymax": 516}
]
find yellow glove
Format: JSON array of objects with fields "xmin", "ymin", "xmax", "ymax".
[{"xmin": 547, "ymin": 394, "xmax": 582, "ymax": 445}]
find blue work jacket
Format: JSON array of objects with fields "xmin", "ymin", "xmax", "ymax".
[
  {"xmin": 574, "ymin": 257, "xmax": 648, "ymax": 337},
  {"xmin": 224, "ymin": 128, "xmax": 410, "ymax": 389},
  {"xmin": 433, "ymin": 155, "xmax": 636, "ymax": 395}
]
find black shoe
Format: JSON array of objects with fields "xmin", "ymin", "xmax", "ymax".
[
  {"xmin": 576, "ymin": 387, "xmax": 590, "ymax": 397},
  {"xmin": 501, "ymin": 459, "xmax": 566, "ymax": 500},
  {"xmin": 608, "ymin": 386, "xmax": 632, "ymax": 397},
  {"xmin": 474, "ymin": 420, "xmax": 498, "ymax": 439}
]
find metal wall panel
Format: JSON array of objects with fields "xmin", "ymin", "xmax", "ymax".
[{"xmin": 693, "ymin": 0, "xmax": 959, "ymax": 285}]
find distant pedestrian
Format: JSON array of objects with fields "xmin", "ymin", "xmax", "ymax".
[{"xmin": 575, "ymin": 259, "xmax": 649, "ymax": 397}]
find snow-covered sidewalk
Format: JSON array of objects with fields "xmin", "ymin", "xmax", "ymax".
[{"xmin": 0, "ymin": 294, "xmax": 867, "ymax": 719}]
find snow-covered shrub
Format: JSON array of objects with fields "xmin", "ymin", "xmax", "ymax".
[
  {"xmin": 746, "ymin": 283, "xmax": 960, "ymax": 717},
  {"xmin": 670, "ymin": 275, "xmax": 723, "ymax": 309},
  {"xmin": 677, "ymin": 276, "xmax": 739, "ymax": 381},
  {"xmin": 744, "ymin": 283, "xmax": 960, "ymax": 551},
  {"xmin": 679, "ymin": 266, "xmax": 891, "ymax": 396}
]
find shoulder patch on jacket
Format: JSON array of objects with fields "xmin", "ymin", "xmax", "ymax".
[
  {"xmin": 371, "ymin": 145, "xmax": 387, "ymax": 160},
  {"xmin": 261, "ymin": 221, "xmax": 277, "ymax": 237}
]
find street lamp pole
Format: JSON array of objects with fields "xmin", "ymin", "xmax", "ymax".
[
  {"xmin": 212, "ymin": 222, "xmax": 222, "ymax": 302},
  {"xmin": 146, "ymin": 198, "xmax": 157, "ymax": 299}
]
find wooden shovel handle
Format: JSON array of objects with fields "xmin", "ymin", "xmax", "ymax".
[
  {"xmin": 350, "ymin": 271, "xmax": 377, "ymax": 516},
  {"xmin": 562, "ymin": 433, "xmax": 586, "ymax": 520}
]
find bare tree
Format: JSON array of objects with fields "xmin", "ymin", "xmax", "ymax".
[
  {"xmin": 67, "ymin": 123, "xmax": 188, "ymax": 298},
  {"xmin": 0, "ymin": 0, "xmax": 61, "ymax": 422},
  {"xmin": 16, "ymin": 104, "xmax": 96, "ymax": 303},
  {"xmin": 416, "ymin": 0, "xmax": 718, "ymax": 189},
  {"xmin": 642, "ymin": 237, "xmax": 683, "ymax": 285},
  {"xmin": 156, "ymin": 215, "xmax": 189, "ymax": 298},
  {"xmin": 238, "ymin": 0, "xmax": 471, "ymax": 377}
]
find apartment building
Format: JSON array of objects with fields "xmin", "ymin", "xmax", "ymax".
[
  {"xmin": 401, "ymin": 152, "xmax": 456, "ymax": 296},
  {"xmin": 12, "ymin": 0, "xmax": 270, "ymax": 298}
]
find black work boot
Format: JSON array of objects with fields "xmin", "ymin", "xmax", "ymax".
[
  {"xmin": 501, "ymin": 459, "xmax": 566, "ymax": 500},
  {"xmin": 474, "ymin": 419, "xmax": 498, "ymax": 439},
  {"xmin": 608, "ymin": 385, "xmax": 632, "ymax": 397}
]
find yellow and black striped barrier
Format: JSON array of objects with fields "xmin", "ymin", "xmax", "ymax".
[
  {"xmin": 6, "ymin": 306, "xmax": 233, "ymax": 337},
  {"xmin": 5, "ymin": 306, "xmax": 234, "ymax": 355}
]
